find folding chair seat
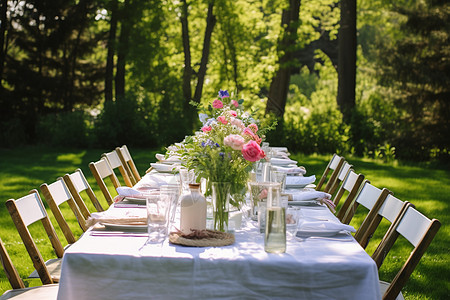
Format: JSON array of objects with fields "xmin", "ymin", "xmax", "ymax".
[
  {"xmin": 332, "ymin": 170, "xmax": 365, "ymax": 217},
  {"xmin": 40, "ymin": 178, "xmax": 88, "ymax": 243},
  {"xmin": 354, "ymin": 194, "xmax": 411, "ymax": 249},
  {"xmin": 89, "ymin": 157, "xmax": 121, "ymax": 205},
  {"xmin": 5, "ymin": 190, "xmax": 65, "ymax": 284},
  {"xmin": 371, "ymin": 206, "xmax": 441, "ymax": 300},
  {"xmin": 102, "ymin": 150, "xmax": 133, "ymax": 187},
  {"xmin": 315, "ymin": 153, "xmax": 345, "ymax": 193},
  {"xmin": 63, "ymin": 168, "xmax": 104, "ymax": 213},
  {"xmin": 327, "ymin": 161, "xmax": 353, "ymax": 195},
  {"xmin": 116, "ymin": 145, "xmax": 141, "ymax": 185},
  {"xmin": 0, "ymin": 237, "xmax": 58, "ymax": 299}
]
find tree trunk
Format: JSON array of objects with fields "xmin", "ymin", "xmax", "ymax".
[
  {"xmin": 181, "ymin": 0, "xmax": 192, "ymax": 112},
  {"xmin": 105, "ymin": 0, "xmax": 118, "ymax": 102},
  {"xmin": 115, "ymin": 0, "xmax": 131, "ymax": 100},
  {"xmin": 337, "ymin": 0, "xmax": 356, "ymax": 122},
  {"xmin": 192, "ymin": 0, "xmax": 216, "ymax": 103},
  {"xmin": 0, "ymin": 0, "xmax": 8, "ymax": 90},
  {"xmin": 266, "ymin": 0, "xmax": 301, "ymax": 117}
]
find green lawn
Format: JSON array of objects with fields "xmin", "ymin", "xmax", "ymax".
[{"xmin": 0, "ymin": 146, "xmax": 448, "ymax": 299}]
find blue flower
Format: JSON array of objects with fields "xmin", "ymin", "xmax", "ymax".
[
  {"xmin": 215, "ymin": 143, "xmax": 220, "ymax": 147},
  {"xmin": 199, "ymin": 113, "xmax": 209, "ymax": 125},
  {"xmin": 205, "ymin": 118, "xmax": 216, "ymax": 126},
  {"xmin": 219, "ymin": 152, "xmax": 225, "ymax": 159},
  {"xmin": 201, "ymin": 142, "xmax": 206, "ymax": 147},
  {"xmin": 218, "ymin": 89, "xmax": 229, "ymax": 98}
]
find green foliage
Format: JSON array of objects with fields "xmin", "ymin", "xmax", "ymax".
[{"xmin": 36, "ymin": 110, "xmax": 90, "ymax": 148}]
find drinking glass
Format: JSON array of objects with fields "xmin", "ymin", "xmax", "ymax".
[
  {"xmin": 248, "ymin": 182, "xmax": 281, "ymax": 233},
  {"xmin": 271, "ymin": 170, "xmax": 287, "ymax": 192},
  {"xmin": 160, "ymin": 184, "xmax": 180, "ymax": 233},
  {"xmin": 146, "ymin": 194, "xmax": 172, "ymax": 244},
  {"xmin": 286, "ymin": 206, "xmax": 301, "ymax": 240},
  {"xmin": 179, "ymin": 169, "xmax": 195, "ymax": 192}
]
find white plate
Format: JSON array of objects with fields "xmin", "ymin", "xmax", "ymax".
[
  {"xmin": 296, "ymin": 229, "xmax": 342, "ymax": 237},
  {"xmin": 101, "ymin": 222, "xmax": 147, "ymax": 232}
]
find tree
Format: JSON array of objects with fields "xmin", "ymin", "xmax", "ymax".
[
  {"xmin": 336, "ymin": 0, "xmax": 356, "ymax": 122},
  {"xmin": 105, "ymin": 0, "xmax": 118, "ymax": 102},
  {"xmin": 266, "ymin": 0, "xmax": 301, "ymax": 118},
  {"xmin": 377, "ymin": 0, "xmax": 450, "ymax": 160}
]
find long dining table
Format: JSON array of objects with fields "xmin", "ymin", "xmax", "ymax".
[{"xmin": 56, "ymin": 172, "xmax": 381, "ymax": 300}]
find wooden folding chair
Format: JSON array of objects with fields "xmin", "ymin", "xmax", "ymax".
[
  {"xmin": 315, "ymin": 153, "xmax": 345, "ymax": 192},
  {"xmin": 339, "ymin": 181, "xmax": 391, "ymax": 229},
  {"xmin": 63, "ymin": 168, "xmax": 104, "ymax": 213},
  {"xmin": 0, "ymin": 237, "xmax": 58, "ymax": 299},
  {"xmin": 332, "ymin": 170, "xmax": 365, "ymax": 217},
  {"xmin": 327, "ymin": 161, "xmax": 353, "ymax": 195},
  {"xmin": 354, "ymin": 194, "xmax": 411, "ymax": 249},
  {"xmin": 102, "ymin": 150, "xmax": 133, "ymax": 187},
  {"xmin": 5, "ymin": 190, "xmax": 65, "ymax": 284},
  {"xmin": 40, "ymin": 178, "xmax": 88, "ymax": 243},
  {"xmin": 116, "ymin": 145, "xmax": 141, "ymax": 185},
  {"xmin": 89, "ymin": 157, "xmax": 121, "ymax": 205},
  {"xmin": 371, "ymin": 206, "xmax": 441, "ymax": 300}
]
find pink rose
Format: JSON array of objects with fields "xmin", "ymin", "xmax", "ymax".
[
  {"xmin": 224, "ymin": 134, "xmax": 245, "ymax": 150},
  {"xmin": 212, "ymin": 99, "xmax": 223, "ymax": 109},
  {"xmin": 231, "ymin": 100, "xmax": 239, "ymax": 108},
  {"xmin": 248, "ymin": 123, "xmax": 258, "ymax": 133},
  {"xmin": 228, "ymin": 110, "xmax": 237, "ymax": 117},
  {"xmin": 242, "ymin": 140, "xmax": 265, "ymax": 162},
  {"xmin": 217, "ymin": 116, "xmax": 228, "ymax": 125},
  {"xmin": 201, "ymin": 126, "xmax": 212, "ymax": 132}
]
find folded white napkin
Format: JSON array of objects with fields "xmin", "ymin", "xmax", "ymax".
[
  {"xmin": 117, "ymin": 187, "xmax": 143, "ymax": 197},
  {"xmin": 271, "ymin": 147, "xmax": 288, "ymax": 153},
  {"xmin": 298, "ymin": 218, "xmax": 356, "ymax": 233},
  {"xmin": 272, "ymin": 151, "xmax": 290, "ymax": 159},
  {"xmin": 272, "ymin": 165, "xmax": 306, "ymax": 175},
  {"xmin": 155, "ymin": 153, "xmax": 182, "ymax": 164},
  {"xmin": 286, "ymin": 175, "xmax": 315, "ymax": 186},
  {"xmin": 270, "ymin": 157, "xmax": 298, "ymax": 166},
  {"xmin": 290, "ymin": 190, "xmax": 330, "ymax": 201},
  {"xmin": 86, "ymin": 209, "xmax": 147, "ymax": 227}
]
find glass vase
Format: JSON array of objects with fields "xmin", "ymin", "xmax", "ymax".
[{"xmin": 211, "ymin": 182, "xmax": 231, "ymax": 232}]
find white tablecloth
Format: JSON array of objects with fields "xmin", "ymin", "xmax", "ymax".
[{"xmin": 57, "ymin": 204, "xmax": 381, "ymax": 300}]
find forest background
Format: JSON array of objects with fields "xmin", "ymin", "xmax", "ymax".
[{"xmin": 0, "ymin": 0, "xmax": 448, "ymax": 164}]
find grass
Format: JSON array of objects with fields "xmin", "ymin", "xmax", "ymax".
[{"xmin": 0, "ymin": 147, "xmax": 449, "ymax": 299}]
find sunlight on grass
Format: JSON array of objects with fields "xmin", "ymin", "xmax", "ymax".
[{"xmin": 0, "ymin": 148, "xmax": 448, "ymax": 299}]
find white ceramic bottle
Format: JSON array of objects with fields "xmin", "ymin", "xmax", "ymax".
[{"xmin": 180, "ymin": 183, "xmax": 207, "ymax": 235}]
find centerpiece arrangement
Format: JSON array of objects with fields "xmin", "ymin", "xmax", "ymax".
[{"xmin": 169, "ymin": 89, "xmax": 275, "ymax": 231}]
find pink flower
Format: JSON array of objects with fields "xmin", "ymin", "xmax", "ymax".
[
  {"xmin": 248, "ymin": 123, "xmax": 258, "ymax": 133},
  {"xmin": 231, "ymin": 100, "xmax": 239, "ymax": 108},
  {"xmin": 217, "ymin": 116, "xmax": 228, "ymax": 125},
  {"xmin": 228, "ymin": 110, "xmax": 237, "ymax": 117},
  {"xmin": 230, "ymin": 117, "xmax": 245, "ymax": 129},
  {"xmin": 243, "ymin": 127, "xmax": 262, "ymax": 144},
  {"xmin": 224, "ymin": 134, "xmax": 245, "ymax": 150},
  {"xmin": 212, "ymin": 99, "xmax": 223, "ymax": 109},
  {"xmin": 242, "ymin": 140, "xmax": 265, "ymax": 162},
  {"xmin": 201, "ymin": 126, "xmax": 212, "ymax": 132}
]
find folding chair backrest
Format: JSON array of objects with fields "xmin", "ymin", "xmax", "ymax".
[
  {"xmin": 116, "ymin": 145, "xmax": 141, "ymax": 185},
  {"xmin": 0, "ymin": 237, "xmax": 24, "ymax": 289},
  {"xmin": 63, "ymin": 168, "xmax": 104, "ymax": 213},
  {"xmin": 5, "ymin": 190, "xmax": 64, "ymax": 284},
  {"xmin": 89, "ymin": 157, "xmax": 120, "ymax": 205},
  {"xmin": 355, "ymin": 194, "xmax": 411, "ymax": 249},
  {"xmin": 40, "ymin": 179, "xmax": 87, "ymax": 243},
  {"xmin": 102, "ymin": 150, "xmax": 133, "ymax": 187},
  {"xmin": 334, "ymin": 170, "xmax": 365, "ymax": 220},
  {"xmin": 372, "ymin": 206, "xmax": 441, "ymax": 299},
  {"xmin": 341, "ymin": 181, "xmax": 391, "ymax": 226},
  {"xmin": 316, "ymin": 154, "xmax": 345, "ymax": 193},
  {"xmin": 328, "ymin": 161, "xmax": 353, "ymax": 195}
]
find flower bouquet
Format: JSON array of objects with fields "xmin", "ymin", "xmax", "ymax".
[{"xmin": 169, "ymin": 89, "xmax": 275, "ymax": 231}]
